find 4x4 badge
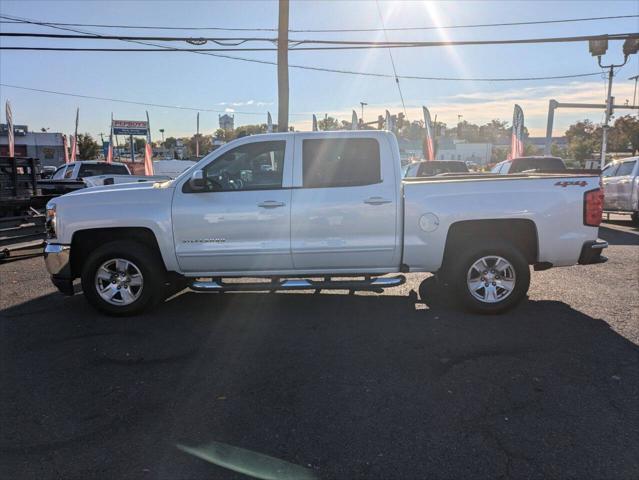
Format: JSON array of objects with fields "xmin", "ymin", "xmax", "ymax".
[{"xmin": 554, "ymin": 180, "xmax": 587, "ymax": 187}]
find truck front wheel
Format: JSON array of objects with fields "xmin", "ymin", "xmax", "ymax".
[
  {"xmin": 447, "ymin": 241, "xmax": 530, "ymax": 314},
  {"xmin": 81, "ymin": 241, "xmax": 166, "ymax": 316}
]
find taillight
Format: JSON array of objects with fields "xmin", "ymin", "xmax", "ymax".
[{"xmin": 584, "ymin": 188, "xmax": 603, "ymax": 227}]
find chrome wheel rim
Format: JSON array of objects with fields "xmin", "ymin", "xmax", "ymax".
[
  {"xmin": 94, "ymin": 258, "xmax": 143, "ymax": 306},
  {"xmin": 466, "ymin": 255, "xmax": 516, "ymax": 304}
]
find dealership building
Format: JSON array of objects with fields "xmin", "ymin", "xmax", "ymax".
[{"xmin": 0, "ymin": 124, "xmax": 66, "ymax": 166}]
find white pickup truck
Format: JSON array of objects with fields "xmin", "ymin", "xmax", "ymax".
[{"xmin": 44, "ymin": 131, "xmax": 608, "ymax": 316}]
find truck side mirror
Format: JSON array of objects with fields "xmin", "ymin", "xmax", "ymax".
[{"xmin": 189, "ymin": 170, "xmax": 206, "ymax": 190}]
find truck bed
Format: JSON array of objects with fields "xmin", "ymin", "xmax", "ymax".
[{"xmin": 403, "ymin": 172, "xmax": 600, "ymax": 183}]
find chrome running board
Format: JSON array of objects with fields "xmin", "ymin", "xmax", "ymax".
[{"xmin": 189, "ymin": 275, "xmax": 405, "ymax": 293}]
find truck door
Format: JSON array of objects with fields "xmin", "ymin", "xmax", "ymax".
[
  {"xmin": 290, "ymin": 134, "xmax": 401, "ymax": 271},
  {"xmin": 172, "ymin": 136, "xmax": 294, "ymax": 273},
  {"xmin": 614, "ymin": 159, "xmax": 637, "ymax": 211},
  {"xmin": 602, "ymin": 162, "xmax": 621, "ymax": 210}
]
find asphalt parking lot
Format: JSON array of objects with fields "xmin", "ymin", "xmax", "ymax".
[{"xmin": 1, "ymin": 217, "xmax": 638, "ymax": 480}]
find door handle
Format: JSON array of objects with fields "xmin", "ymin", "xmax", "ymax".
[
  {"xmin": 258, "ymin": 200, "xmax": 286, "ymax": 208},
  {"xmin": 364, "ymin": 197, "xmax": 392, "ymax": 205}
]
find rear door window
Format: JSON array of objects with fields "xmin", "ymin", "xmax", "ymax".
[
  {"xmin": 615, "ymin": 160, "xmax": 636, "ymax": 177},
  {"xmin": 602, "ymin": 163, "xmax": 620, "ymax": 177},
  {"xmin": 302, "ymin": 138, "xmax": 381, "ymax": 188}
]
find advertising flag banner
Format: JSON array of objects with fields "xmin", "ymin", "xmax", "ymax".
[
  {"xmin": 385, "ymin": 110, "xmax": 391, "ymax": 131},
  {"xmin": 312, "ymin": 114, "xmax": 318, "ymax": 131},
  {"xmin": 351, "ymin": 110, "xmax": 358, "ymax": 130},
  {"xmin": 196, "ymin": 112, "xmax": 200, "ymax": 157},
  {"xmin": 106, "ymin": 113, "xmax": 113, "ymax": 164},
  {"xmin": 69, "ymin": 135, "xmax": 76, "ymax": 162},
  {"xmin": 144, "ymin": 143, "xmax": 154, "ymax": 176},
  {"xmin": 422, "ymin": 106, "xmax": 435, "ymax": 161},
  {"xmin": 5, "ymin": 101, "xmax": 14, "ymax": 157},
  {"xmin": 70, "ymin": 108, "xmax": 79, "ymax": 161},
  {"xmin": 267, "ymin": 112, "xmax": 273, "ymax": 133},
  {"xmin": 511, "ymin": 104, "xmax": 524, "ymax": 159},
  {"xmin": 62, "ymin": 134, "xmax": 69, "ymax": 163}
]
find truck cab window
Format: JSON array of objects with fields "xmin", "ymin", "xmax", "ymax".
[
  {"xmin": 615, "ymin": 161, "xmax": 636, "ymax": 177},
  {"xmin": 602, "ymin": 164, "xmax": 620, "ymax": 177},
  {"xmin": 52, "ymin": 166, "xmax": 66, "ymax": 179},
  {"xmin": 199, "ymin": 140, "xmax": 285, "ymax": 192},
  {"xmin": 302, "ymin": 138, "xmax": 381, "ymax": 188}
]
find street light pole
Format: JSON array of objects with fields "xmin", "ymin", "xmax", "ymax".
[
  {"xmin": 630, "ymin": 75, "xmax": 639, "ymax": 111},
  {"xmin": 600, "ymin": 63, "xmax": 615, "ymax": 169},
  {"xmin": 360, "ymin": 102, "xmax": 367, "ymax": 123},
  {"xmin": 589, "ymin": 38, "xmax": 638, "ymax": 168},
  {"xmin": 597, "ymin": 55, "xmax": 628, "ymax": 169}
]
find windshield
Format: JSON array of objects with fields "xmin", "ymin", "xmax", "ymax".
[
  {"xmin": 78, "ymin": 163, "xmax": 129, "ymax": 177},
  {"xmin": 511, "ymin": 157, "xmax": 565, "ymax": 173},
  {"xmin": 418, "ymin": 162, "xmax": 469, "ymax": 176}
]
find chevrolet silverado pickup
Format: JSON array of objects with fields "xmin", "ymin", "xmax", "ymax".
[{"xmin": 43, "ymin": 131, "xmax": 607, "ymax": 316}]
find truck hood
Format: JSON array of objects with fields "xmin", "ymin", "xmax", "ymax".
[{"xmin": 64, "ymin": 179, "xmax": 174, "ymax": 197}]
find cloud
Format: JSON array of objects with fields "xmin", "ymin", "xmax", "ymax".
[
  {"xmin": 225, "ymin": 108, "xmax": 235, "ymax": 113},
  {"xmin": 217, "ymin": 99, "xmax": 273, "ymax": 107}
]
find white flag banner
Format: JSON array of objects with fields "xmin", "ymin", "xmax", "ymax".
[
  {"xmin": 351, "ymin": 110, "xmax": 358, "ymax": 130},
  {"xmin": 5, "ymin": 101, "xmax": 14, "ymax": 157}
]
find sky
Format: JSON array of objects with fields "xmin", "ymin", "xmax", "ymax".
[{"xmin": 0, "ymin": 0, "xmax": 638, "ymax": 140}]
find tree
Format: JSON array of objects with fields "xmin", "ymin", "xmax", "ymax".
[
  {"xmin": 608, "ymin": 115, "xmax": 639, "ymax": 154},
  {"xmin": 479, "ymin": 119, "xmax": 509, "ymax": 143},
  {"xmin": 523, "ymin": 143, "xmax": 539, "ymax": 156},
  {"xmin": 186, "ymin": 134, "xmax": 213, "ymax": 157},
  {"xmin": 77, "ymin": 133, "xmax": 100, "ymax": 159},
  {"xmin": 164, "ymin": 137, "xmax": 178, "ymax": 149},
  {"xmin": 318, "ymin": 116, "xmax": 339, "ymax": 131},
  {"xmin": 551, "ymin": 143, "xmax": 567, "ymax": 159},
  {"xmin": 565, "ymin": 120, "xmax": 600, "ymax": 161},
  {"xmin": 134, "ymin": 137, "xmax": 146, "ymax": 153}
]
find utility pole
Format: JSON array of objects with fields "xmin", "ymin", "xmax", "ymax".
[
  {"xmin": 630, "ymin": 75, "xmax": 639, "ymax": 111},
  {"xmin": 360, "ymin": 102, "xmax": 367, "ymax": 123},
  {"xmin": 277, "ymin": 0, "xmax": 289, "ymax": 132},
  {"xmin": 600, "ymin": 63, "xmax": 615, "ymax": 169},
  {"xmin": 588, "ymin": 38, "xmax": 638, "ymax": 168}
]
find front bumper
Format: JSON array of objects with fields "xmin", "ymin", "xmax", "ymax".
[
  {"xmin": 44, "ymin": 243, "xmax": 74, "ymax": 295},
  {"xmin": 578, "ymin": 239, "xmax": 608, "ymax": 265}
]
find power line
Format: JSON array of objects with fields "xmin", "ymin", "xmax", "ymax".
[
  {"xmin": 375, "ymin": 0, "xmax": 408, "ymax": 119},
  {"xmin": 0, "ymin": 14, "xmax": 636, "ymax": 33},
  {"xmin": 2, "ymin": 31, "xmax": 637, "ymax": 49},
  {"xmin": 0, "ymin": 82, "xmax": 305, "ymax": 116},
  {"xmin": 0, "ymin": 14, "xmax": 608, "ymax": 82}
]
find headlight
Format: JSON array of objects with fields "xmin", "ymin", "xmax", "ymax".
[{"xmin": 45, "ymin": 202, "xmax": 57, "ymax": 238}]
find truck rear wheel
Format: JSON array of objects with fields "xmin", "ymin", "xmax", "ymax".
[
  {"xmin": 447, "ymin": 241, "xmax": 530, "ymax": 314},
  {"xmin": 81, "ymin": 241, "xmax": 166, "ymax": 316}
]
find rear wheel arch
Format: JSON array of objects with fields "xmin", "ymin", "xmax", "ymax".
[{"xmin": 441, "ymin": 218, "xmax": 539, "ymax": 273}]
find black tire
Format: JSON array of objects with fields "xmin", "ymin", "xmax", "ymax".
[
  {"xmin": 81, "ymin": 240, "xmax": 167, "ymax": 316},
  {"xmin": 631, "ymin": 212, "xmax": 639, "ymax": 226},
  {"xmin": 445, "ymin": 240, "xmax": 530, "ymax": 314}
]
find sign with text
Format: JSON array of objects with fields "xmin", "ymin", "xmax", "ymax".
[{"xmin": 112, "ymin": 120, "xmax": 148, "ymax": 136}]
